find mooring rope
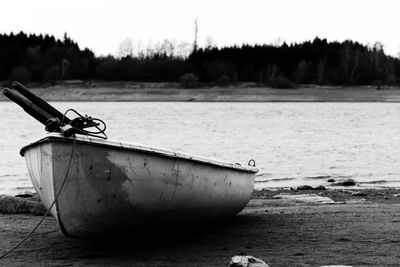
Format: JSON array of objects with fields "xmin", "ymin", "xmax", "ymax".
[{"xmin": 0, "ymin": 135, "xmax": 77, "ymax": 259}]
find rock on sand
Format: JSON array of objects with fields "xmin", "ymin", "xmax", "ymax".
[
  {"xmin": 0, "ymin": 195, "xmax": 46, "ymax": 215},
  {"xmin": 228, "ymin": 255, "xmax": 270, "ymax": 267},
  {"xmin": 273, "ymin": 193, "xmax": 336, "ymax": 204}
]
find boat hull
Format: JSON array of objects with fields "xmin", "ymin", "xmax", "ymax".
[{"xmin": 22, "ymin": 136, "xmax": 256, "ymax": 238}]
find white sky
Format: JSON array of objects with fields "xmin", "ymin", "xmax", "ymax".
[{"xmin": 1, "ymin": 0, "xmax": 399, "ymax": 56}]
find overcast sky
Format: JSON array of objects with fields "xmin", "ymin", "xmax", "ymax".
[{"xmin": 1, "ymin": 0, "xmax": 399, "ymax": 56}]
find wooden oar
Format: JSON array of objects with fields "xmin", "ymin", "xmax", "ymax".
[
  {"xmin": 3, "ymin": 88, "xmax": 53, "ymax": 126},
  {"xmin": 12, "ymin": 81, "xmax": 71, "ymax": 124}
]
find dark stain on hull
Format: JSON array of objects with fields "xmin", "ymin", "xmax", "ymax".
[
  {"xmin": 143, "ymin": 159, "xmax": 151, "ymax": 175},
  {"xmin": 57, "ymin": 143, "xmax": 137, "ymax": 237}
]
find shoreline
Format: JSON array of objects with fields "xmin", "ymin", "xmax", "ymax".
[
  {"xmin": 1, "ymin": 81, "xmax": 400, "ymax": 102},
  {"xmin": 1, "ymin": 187, "xmax": 400, "ymax": 266}
]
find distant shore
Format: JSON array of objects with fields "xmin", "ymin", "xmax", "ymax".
[
  {"xmin": 1, "ymin": 188, "xmax": 400, "ymax": 266},
  {"xmin": 1, "ymin": 81, "xmax": 400, "ymax": 102}
]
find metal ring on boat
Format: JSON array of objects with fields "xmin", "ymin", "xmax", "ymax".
[{"xmin": 248, "ymin": 159, "xmax": 256, "ymax": 167}]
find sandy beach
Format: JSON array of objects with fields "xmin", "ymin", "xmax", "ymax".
[
  {"xmin": 1, "ymin": 81, "xmax": 400, "ymax": 102},
  {"xmin": 1, "ymin": 188, "xmax": 400, "ymax": 266}
]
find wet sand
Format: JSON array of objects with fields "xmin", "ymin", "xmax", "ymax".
[
  {"xmin": 1, "ymin": 189, "xmax": 400, "ymax": 266},
  {"xmin": 1, "ymin": 82, "xmax": 400, "ymax": 102}
]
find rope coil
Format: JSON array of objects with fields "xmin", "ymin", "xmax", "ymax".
[{"xmin": 61, "ymin": 109, "xmax": 107, "ymax": 139}]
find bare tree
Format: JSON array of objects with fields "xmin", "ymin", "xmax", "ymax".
[
  {"xmin": 204, "ymin": 35, "xmax": 216, "ymax": 50},
  {"xmin": 193, "ymin": 16, "xmax": 199, "ymax": 52},
  {"xmin": 135, "ymin": 38, "xmax": 145, "ymax": 58},
  {"xmin": 117, "ymin": 38, "xmax": 134, "ymax": 58},
  {"xmin": 272, "ymin": 37, "xmax": 284, "ymax": 47},
  {"xmin": 160, "ymin": 39, "xmax": 175, "ymax": 57},
  {"xmin": 398, "ymin": 45, "xmax": 400, "ymax": 60},
  {"xmin": 176, "ymin": 41, "xmax": 191, "ymax": 58},
  {"xmin": 145, "ymin": 39, "xmax": 155, "ymax": 57}
]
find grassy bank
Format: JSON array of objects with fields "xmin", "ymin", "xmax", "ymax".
[{"xmin": 1, "ymin": 81, "xmax": 400, "ymax": 102}]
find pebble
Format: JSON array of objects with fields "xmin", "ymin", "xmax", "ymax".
[
  {"xmin": 314, "ymin": 185, "xmax": 327, "ymax": 190},
  {"xmin": 297, "ymin": 185, "xmax": 314, "ymax": 190},
  {"xmin": 351, "ymin": 191, "xmax": 366, "ymax": 196},
  {"xmin": 332, "ymin": 179, "xmax": 356, "ymax": 186},
  {"xmin": 297, "ymin": 185, "xmax": 326, "ymax": 190},
  {"xmin": 228, "ymin": 255, "xmax": 270, "ymax": 267},
  {"xmin": 14, "ymin": 192, "xmax": 34, "ymax": 198}
]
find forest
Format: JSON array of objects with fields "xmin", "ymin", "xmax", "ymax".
[{"xmin": 1, "ymin": 31, "xmax": 399, "ymax": 88}]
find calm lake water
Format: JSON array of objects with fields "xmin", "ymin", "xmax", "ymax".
[{"xmin": 1, "ymin": 102, "xmax": 400, "ymax": 195}]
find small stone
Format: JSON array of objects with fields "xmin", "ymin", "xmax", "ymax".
[
  {"xmin": 342, "ymin": 179, "xmax": 356, "ymax": 186},
  {"xmin": 393, "ymin": 193, "xmax": 400, "ymax": 197},
  {"xmin": 293, "ymin": 252, "xmax": 304, "ymax": 256},
  {"xmin": 332, "ymin": 179, "xmax": 356, "ymax": 187},
  {"xmin": 228, "ymin": 255, "xmax": 270, "ymax": 267},
  {"xmin": 314, "ymin": 185, "xmax": 326, "ymax": 190},
  {"xmin": 351, "ymin": 191, "xmax": 366, "ymax": 196},
  {"xmin": 297, "ymin": 185, "xmax": 313, "ymax": 190},
  {"xmin": 327, "ymin": 179, "xmax": 336, "ymax": 183},
  {"xmin": 14, "ymin": 192, "xmax": 34, "ymax": 198}
]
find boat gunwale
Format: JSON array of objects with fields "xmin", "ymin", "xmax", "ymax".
[{"xmin": 20, "ymin": 134, "xmax": 258, "ymax": 173}]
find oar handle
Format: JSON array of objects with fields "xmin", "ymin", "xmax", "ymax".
[
  {"xmin": 12, "ymin": 81, "xmax": 70, "ymax": 124},
  {"xmin": 3, "ymin": 88, "xmax": 53, "ymax": 125}
]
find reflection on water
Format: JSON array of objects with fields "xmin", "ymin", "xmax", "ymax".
[{"xmin": 1, "ymin": 102, "xmax": 400, "ymax": 195}]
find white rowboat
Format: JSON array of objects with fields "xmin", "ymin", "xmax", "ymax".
[{"xmin": 21, "ymin": 133, "xmax": 258, "ymax": 238}]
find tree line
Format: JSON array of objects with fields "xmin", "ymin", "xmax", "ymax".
[
  {"xmin": 1, "ymin": 31, "xmax": 399, "ymax": 87},
  {"xmin": 189, "ymin": 39, "xmax": 399, "ymax": 87}
]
